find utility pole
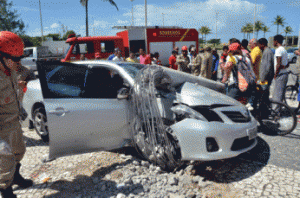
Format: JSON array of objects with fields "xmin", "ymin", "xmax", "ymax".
[
  {"xmin": 162, "ymin": 13, "xmax": 165, "ymax": 26},
  {"xmin": 145, "ymin": 0, "xmax": 147, "ymax": 28},
  {"xmin": 216, "ymin": 11, "xmax": 218, "ymax": 40},
  {"xmin": 253, "ymin": 0, "xmax": 256, "ymax": 39},
  {"xmin": 39, "ymin": 0, "xmax": 44, "ymax": 45},
  {"xmin": 130, "ymin": 0, "xmax": 134, "ymax": 26}
]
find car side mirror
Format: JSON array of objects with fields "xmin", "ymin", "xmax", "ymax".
[{"xmin": 117, "ymin": 87, "xmax": 130, "ymax": 100}]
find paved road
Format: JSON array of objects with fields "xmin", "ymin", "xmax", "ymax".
[{"xmin": 259, "ymin": 62, "xmax": 300, "ymax": 171}]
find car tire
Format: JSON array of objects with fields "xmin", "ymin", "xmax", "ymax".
[
  {"xmin": 33, "ymin": 107, "xmax": 49, "ymax": 142},
  {"xmin": 292, "ymin": 57, "xmax": 297, "ymax": 63}
]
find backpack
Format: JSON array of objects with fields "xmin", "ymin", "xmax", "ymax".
[{"xmin": 233, "ymin": 56, "xmax": 256, "ymax": 92}]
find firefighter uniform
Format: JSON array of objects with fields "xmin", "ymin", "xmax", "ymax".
[
  {"xmin": 190, "ymin": 54, "xmax": 202, "ymax": 76},
  {"xmin": 0, "ymin": 31, "xmax": 33, "ymax": 198},
  {"xmin": 176, "ymin": 54, "xmax": 190, "ymax": 73},
  {"xmin": 0, "ymin": 69, "xmax": 26, "ymax": 189}
]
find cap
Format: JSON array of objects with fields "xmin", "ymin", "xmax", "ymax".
[
  {"xmin": 0, "ymin": 31, "xmax": 24, "ymax": 57},
  {"xmin": 228, "ymin": 43, "xmax": 241, "ymax": 52},
  {"xmin": 182, "ymin": 46, "xmax": 188, "ymax": 51}
]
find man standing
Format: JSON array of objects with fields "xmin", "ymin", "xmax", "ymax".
[
  {"xmin": 249, "ymin": 38, "xmax": 262, "ymax": 81},
  {"xmin": 211, "ymin": 48, "xmax": 219, "ymax": 81},
  {"xmin": 126, "ymin": 51, "xmax": 138, "ymax": 63},
  {"xmin": 139, "ymin": 48, "xmax": 151, "ymax": 64},
  {"xmin": 258, "ymin": 38, "xmax": 274, "ymax": 89},
  {"xmin": 189, "ymin": 47, "xmax": 202, "ymax": 76},
  {"xmin": 169, "ymin": 50, "xmax": 178, "ymax": 70},
  {"xmin": 108, "ymin": 48, "xmax": 120, "ymax": 60},
  {"xmin": 0, "ymin": 31, "xmax": 33, "ymax": 198},
  {"xmin": 200, "ymin": 47, "xmax": 213, "ymax": 79},
  {"xmin": 112, "ymin": 48, "xmax": 124, "ymax": 61},
  {"xmin": 176, "ymin": 46, "xmax": 190, "ymax": 73},
  {"xmin": 273, "ymin": 34, "xmax": 289, "ymax": 103}
]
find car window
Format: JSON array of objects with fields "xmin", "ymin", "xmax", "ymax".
[
  {"xmin": 39, "ymin": 63, "xmax": 88, "ymax": 98},
  {"xmin": 23, "ymin": 49, "xmax": 33, "ymax": 57},
  {"xmin": 84, "ymin": 67, "xmax": 124, "ymax": 98},
  {"xmin": 117, "ymin": 63, "xmax": 145, "ymax": 79}
]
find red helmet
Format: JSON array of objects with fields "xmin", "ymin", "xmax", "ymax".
[
  {"xmin": 0, "ymin": 31, "xmax": 24, "ymax": 57},
  {"xmin": 181, "ymin": 46, "xmax": 188, "ymax": 51}
]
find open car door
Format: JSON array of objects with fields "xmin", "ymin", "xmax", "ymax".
[{"xmin": 37, "ymin": 61, "xmax": 130, "ymax": 160}]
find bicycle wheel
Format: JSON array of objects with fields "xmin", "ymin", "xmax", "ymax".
[
  {"xmin": 284, "ymin": 85, "xmax": 299, "ymax": 109},
  {"xmin": 260, "ymin": 100, "xmax": 297, "ymax": 136}
]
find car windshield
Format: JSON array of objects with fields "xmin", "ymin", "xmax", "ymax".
[{"xmin": 117, "ymin": 63, "xmax": 145, "ymax": 79}]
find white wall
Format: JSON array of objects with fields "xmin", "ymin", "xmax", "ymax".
[{"xmin": 42, "ymin": 40, "xmax": 70, "ymax": 55}]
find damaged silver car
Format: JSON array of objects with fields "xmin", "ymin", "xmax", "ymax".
[{"xmin": 22, "ymin": 60, "xmax": 258, "ymax": 170}]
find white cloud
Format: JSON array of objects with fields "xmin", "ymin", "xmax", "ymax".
[{"xmin": 50, "ymin": 23, "xmax": 60, "ymax": 29}]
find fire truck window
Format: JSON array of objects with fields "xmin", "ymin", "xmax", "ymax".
[
  {"xmin": 72, "ymin": 44, "xmax": 80, "ymax": 54},
  {"xmin": 100, "ymin": 41, "xmax": 115, "ymax": 53}
]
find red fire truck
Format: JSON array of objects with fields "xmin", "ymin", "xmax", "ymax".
[{"xmin": 62, "ymin": 26, "xmax": 199, "ymax": 66}]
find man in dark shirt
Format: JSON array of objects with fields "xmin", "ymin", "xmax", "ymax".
[{"xmin": 258, "ymin": 38, "xmax": 274, "ymax": 99}]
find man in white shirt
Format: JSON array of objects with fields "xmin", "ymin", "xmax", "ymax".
[
  {"xmin": 112, "ymin": 49, "xmax": 124, "ymax": 62},
  {"xmin": 273, "ymin": 34, "xmax": 289, "ymax": 103}
]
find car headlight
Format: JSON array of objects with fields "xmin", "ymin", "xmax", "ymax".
[
  {"xmin": 240, "ymin": 107, "xmax": 251, "ymax": 119},
  {"xmin": 171, "ymin": 104, "xmax": 207, "ymax": 121}
]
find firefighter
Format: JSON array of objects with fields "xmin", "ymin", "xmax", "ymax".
[
  {"xmin": 189, "ymin": 47, "xmax": 202, "ymax": 76},
  {"xmin": 176, "ymin": 46, "xmax": 190, "ymax": 73},
  {"xmin": 0, "ymin": 31, "xmax": 33, "ymax": 198}
]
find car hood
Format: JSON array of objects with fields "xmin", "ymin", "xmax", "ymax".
[{"xmin": 176, "ymin": 82, "xmax": 243, "ymax": 107}]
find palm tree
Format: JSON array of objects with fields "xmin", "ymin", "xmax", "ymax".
[
  {"xmin": 273, "ymin": 15, "xmax": 285, "ymax": 35},
  {"xmin": 261, "ymin": 26, "xmax": 270, "ymax": 38},
  {"xmin": 80, "ymin": 0, "xmax": 118, "ymax": 37},
  {"xmin": 241, "ymin": 26, "xmax": 247, "ymax": 39},
  {"xmin": 245, "ymin": 23, "xmax": 253, "ymax": 40},
  {"xmin": 284, "ymin": 26, "xmax": 293, "ymax": 46},
  {"xmin": 199, "ymin": 26, "xmax": 211, "ymax": 45},
  {"xmin": 254, "ymin": 20, "xmax": 264, "ymax": 39}
]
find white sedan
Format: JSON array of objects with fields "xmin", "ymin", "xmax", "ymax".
[{"xmin": 23, "ymin": 60, "xmax": 258, "ymax": 170}]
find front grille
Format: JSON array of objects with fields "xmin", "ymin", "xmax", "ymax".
[
  {"xmin": 231, "ymin": 137, "xmax": 255, "ymax": 151},
  {"xmin": 222, "ymin": 111, "xmax": 251, "ymax": 123},
  {"xmin": 192, "ymin": 107, "xmax": 223, "ymax": 122}
]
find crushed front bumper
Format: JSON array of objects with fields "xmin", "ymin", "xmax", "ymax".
[{"xmin": 170, "ymin": 117, "xmax": 258, "ymax": 161}]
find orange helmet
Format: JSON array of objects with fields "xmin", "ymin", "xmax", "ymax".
[
  {"xmin": 0, "ymin": 31, "xmax": 24, "ymax": 57},
  {"xmin": 181, "ymin": 46, "xmax": 188, "ymax": 51}
]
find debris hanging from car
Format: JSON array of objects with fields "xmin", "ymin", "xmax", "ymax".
[{"xmin": 130, "ymin": 66, "xmax": 182, "ymax": 171}]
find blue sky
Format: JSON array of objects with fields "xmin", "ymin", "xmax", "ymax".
[{"xmin": 12, "ymin": 0, "xmax": 300, "ymax": 43}]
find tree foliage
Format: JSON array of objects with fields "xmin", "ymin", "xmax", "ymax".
[
  {"xmin": 207, "ymin": 39, "xmax": 221, "ymax": 45},
  {"xmin": 46, "ymin": 33, "xmax": 60, "ymax": 41},
  {"xmin": 0, "ymin": 0, "xmax": 25, "ymax": 34},
  {"xmin": 62, "ymin": 30, "xmax": 76, "ymax": 40},
  {"xmin": 261, "ymin": 26, "xmax": 270, "ymax": 38},
  {"xmin": 254, "ymin": 20, "xmax": 265, "ymax": 38},
  {"xmin": 20, "ymin": 35, "xmax": 42, "ymax": 47},
  {"xmin": 198, "ymin": 26, "xmax": 212, "ymax": 45},
  {"xmin": 273, "ymin": 15, "xmax": 285, "ymax": 34}
]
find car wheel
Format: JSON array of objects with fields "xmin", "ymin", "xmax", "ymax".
[
  {"xmin": 292, "ymin": 57, "xmax": 297, "ymax": 63},
  {"xmin": 33, "ymin": 107, "xmax": 49, "ymax": 142}
]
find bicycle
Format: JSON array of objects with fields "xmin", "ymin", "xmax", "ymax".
[
  {"xmin": 251, "ymin": 84, "xmax": 297, "ymax": 136},
  {"xmin": 283, "ymin": 71, "xmax": 300, "ymax": 112}
]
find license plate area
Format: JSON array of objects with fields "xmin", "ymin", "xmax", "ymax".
[{"xmin": 247, "ymin": 127, "xmax": 257, "ymax": 140}]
